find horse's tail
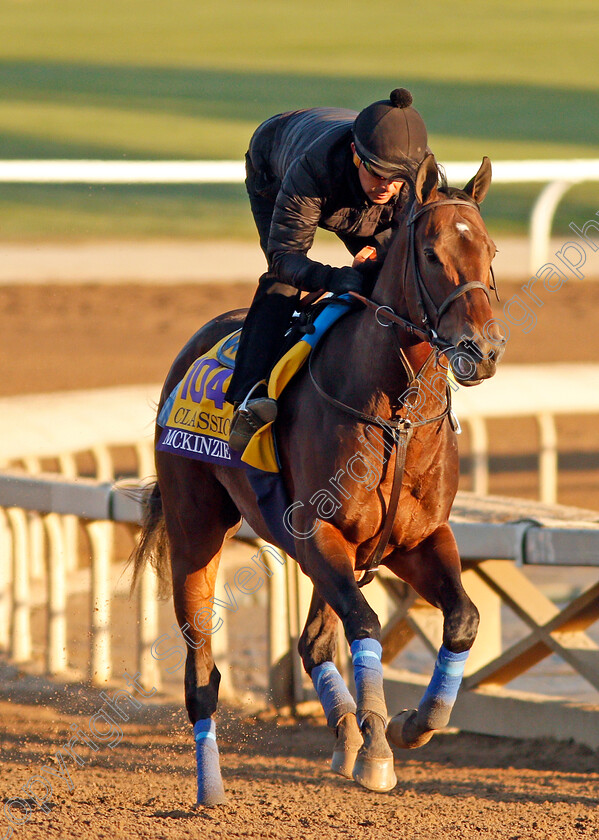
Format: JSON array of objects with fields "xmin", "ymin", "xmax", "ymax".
[{"xmin": 129, "ymin": 480, "xmax": 171, "ymax": 597}]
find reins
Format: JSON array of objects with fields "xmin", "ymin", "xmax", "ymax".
[
  {"xmin": 307, "ymin": 341, "xmax": 451, "ymax": 433},
  {"xmin": 348, "ymin": 291, "xmax": 433, "ymax": 342}
]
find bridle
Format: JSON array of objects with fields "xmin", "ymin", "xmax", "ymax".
[{"xmin": 351, "ymin": 196, "xmax": 498, "ymax": 353}]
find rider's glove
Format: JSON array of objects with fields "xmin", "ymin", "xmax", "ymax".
[{"xmin": 326, "ymin": 267, "xmax": 365, "ymax": 296}]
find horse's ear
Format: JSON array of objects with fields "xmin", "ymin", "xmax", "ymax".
[
  {"xmin": 463, "ymin": 156, "xmax": 492, "ymax": 204},
  {"xmin": 415, "ymin": 153, "xmax": 439, "ymax": 204}
]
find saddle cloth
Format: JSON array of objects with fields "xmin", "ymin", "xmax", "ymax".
[{"xmin": 156, "ymin": 296, "xmax": 352, "ymax": 473}]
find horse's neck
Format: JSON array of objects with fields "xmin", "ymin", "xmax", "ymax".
[
  {"xmin": 346, "ymin": 218, "xmax": 447, "ymax": 418},
  {"xmin": 340, "ymin": 306, "xmax": 442, "ymax": 422},
  {"xmin": 372, "ymin": 215, "xmax": 411, "ymax": 315}
]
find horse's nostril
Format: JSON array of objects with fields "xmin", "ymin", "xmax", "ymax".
[
  {"xmin": 459, "ymin": 340, "xmax": 484, "ymax": 362},
  {"xmin": 457, "ymin": 338, "xmax": 502, "ymax": 368}
]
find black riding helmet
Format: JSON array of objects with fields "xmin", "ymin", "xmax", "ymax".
[{"xmin": 353, "ymin": 88, "xmax": 428, "ymax": 178}]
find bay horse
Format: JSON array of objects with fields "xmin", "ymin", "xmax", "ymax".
[{"xmin": 131, "ymin": 153, "xmax": 506, "ymax": 805}]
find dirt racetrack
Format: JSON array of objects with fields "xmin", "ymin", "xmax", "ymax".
[
  {"xmin": 2, "ymin": 278, "xmax": 599, "ymax": 839},
  {"xmin": 2, "ymin": 689, "xmax": 598, "ymax": 840}
]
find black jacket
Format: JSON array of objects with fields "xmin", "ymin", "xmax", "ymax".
[{"xmin": 246, "ymin": 108, "xmax": 407, "ymax": 292}]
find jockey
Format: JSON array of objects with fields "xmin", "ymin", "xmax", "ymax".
[{"xmin": 226, "ymin": 88, "xmax": 429, "ymax": 452}]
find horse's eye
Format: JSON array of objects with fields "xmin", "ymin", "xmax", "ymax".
[{"xmin": 423, "ymin": 248, "xmax": 439, "ymax": 263}]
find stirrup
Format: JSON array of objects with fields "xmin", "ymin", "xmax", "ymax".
[
  {"xmin": 237, "ymin": 380, "xmax": 268, "ymax": 413},
  {"xmin": 229, "ymin": 383, "xmax": 278, "ymax": 453}
]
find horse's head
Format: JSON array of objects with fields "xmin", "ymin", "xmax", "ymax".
[{"xmin": 398, "ymin": 154, "xmax": 506, "ymax": 386}]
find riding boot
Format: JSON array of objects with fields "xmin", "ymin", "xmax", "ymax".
[{"xmin": 227, "ymin": 276, "xmax": 299, "ymax": 452}]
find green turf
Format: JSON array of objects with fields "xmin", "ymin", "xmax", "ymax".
[{"xmin": 0, "ymin": 0, "xmax": 597, "ymax": 240}]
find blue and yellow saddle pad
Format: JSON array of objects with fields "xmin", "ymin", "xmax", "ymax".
[{"xmin": 156, "ymin": 296, "xmax": 352, "ymax": 473}]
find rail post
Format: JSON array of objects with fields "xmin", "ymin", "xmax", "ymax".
[
  {"xmin": 468, "ymin": 416, "xmax": 489, "ymax": 495},
  {"xmin": 8, "ymin": 507, "xmax": 31, "ymax": 663},
  {"xmin": 530, "ymin": 179, "xmax": 576, "ymax": 272},
  {"xmin": 0, "ymin": 509, "xmax": 12, "ymax": 649},
  {"xmin": 212, "ymin": 573, "xmax": 234, "ymax": 698},
  {"xmin": 86, "ymin": 519, "xmax": 113, "ymax": 684},
  {"xmin": 23, "ymin": 457, "xmax": 46, "ymax": 582},
  {"xmin": 137, "ymin": 561, "xmax": 161, "ymax": 692},
  {"xmin": 266, "ymin": 544, "xmax": 293, "ymax": 708},
  {"xmin": 537, "ymin": 412, "xmax": 559, "ymax": 505},
  {"xmin": 58, "ymin": 452, "xmax": 80, "ymax": 572},
  {"xmin": 44, "ymin": 512, "xmax": 68, "ymax": 674}
]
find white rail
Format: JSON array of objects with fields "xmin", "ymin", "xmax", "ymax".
[
  {"xmin": 0, "ymin": 160, "xmax": 246, "ymax": 184},
  {"xmin": 0, "ymin": 385, "xmax": 159, "ymax": 685},
  {"xmin": 0, "ymin": 472, "xmax": 145, "ymax": 684},
  {"xmin": 1, "ymin": 158, "xmax": 597, "ymax": 271}
]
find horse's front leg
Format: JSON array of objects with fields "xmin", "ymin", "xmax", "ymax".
[
  {"xmin": 298, "ymin": 588, "xmax": 363, "ymax": 778},
  {"xmin": 384, "ymin": 523, "xmax": 479, "ymax": 749},
  {"xmin": 298, "ymin": 522, "xmax": 396, "ymax": 793}
]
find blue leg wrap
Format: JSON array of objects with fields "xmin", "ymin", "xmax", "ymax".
[
  {"xmin": 311, "ymin": 662, "xmax": 356, "ymax": 729},
  {"xmin": 193, "ymin": 719, "xmax": 226, "ymax": 805},
  {"xmin": 350, "ymin": 639, "xmax": 387, "ymax": 726},
  {"xmin": 418, "ymin": 645, "xmax": 469, "ymax": 729}
]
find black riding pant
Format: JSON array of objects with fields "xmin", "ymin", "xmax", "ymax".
[
  {"xmin": 225, "ymin": 154, "xmax": 300, "ymax": 405},
  {"xmin": 225, "ymin": 274, "xmax": 300, "ymax": 404}
]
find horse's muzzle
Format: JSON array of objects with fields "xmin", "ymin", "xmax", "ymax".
[{"xmin": 447, "ymin": 335, "xmax": 506, "ymax": 386}]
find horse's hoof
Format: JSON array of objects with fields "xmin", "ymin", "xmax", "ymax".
[
  {"xmin": 195, "ymin": 788, "xmax": 227, "ymax": 808},
  {"xmin": 331, "ymin": 713, "xmax": 363, "ymax": 778},
  {"xmin": 331, "ymin": 747, "xmax": 359, "ymax": 778},
  {"xmin": 352, "ymin": 755, "xmax": 397, "ymax": 793},
  {"xmin": 387, "ymin": 709, "xmax": 434, "ymax": 750}
]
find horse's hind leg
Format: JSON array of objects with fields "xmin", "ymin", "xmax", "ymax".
[
  {"xmin": 385, "ymin": 523, "xmax": 479, "ymax": 750},
  {"xmin": 298, "ymin": 589, "xmax": 363, "ymax": 778},
  {"xmin": 158, "ymin": 456, "xmax": 240, "ymax": 806}
]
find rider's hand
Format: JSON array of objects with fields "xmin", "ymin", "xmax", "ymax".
[
  {"xmin": 352, "ymin": 246, "xmax": 378, "ymax": 268},
  {"xmin": 326, "ymin": 267, "xmax": 365, "ymax": 296}
]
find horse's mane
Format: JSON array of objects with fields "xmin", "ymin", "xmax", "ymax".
[
  {"xmin": 437, "ymin": 165, "xmax": 476, "ymax": 203},
  {"xmin": 400, "ymin": 163, "xmax": 477, "ymax": 211}
]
